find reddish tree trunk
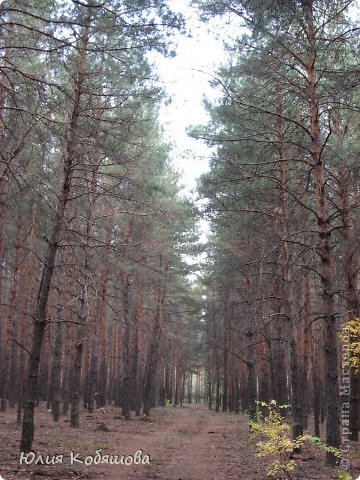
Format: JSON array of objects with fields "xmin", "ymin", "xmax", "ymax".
[
  {"xmin": 143, "ymin": 260, "xmax": 167, "ymax": 415},
  {"xmin": 303, "ymin": 0, "xmax": 340, "ymax": 463},
  {"xmin": 21, "ymin": 17, "xmax": 90, "ymax": 451}
]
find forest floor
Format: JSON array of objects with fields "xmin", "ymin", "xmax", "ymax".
[{"xmin": 0, "ymin": 403, "xmax": 359, "ymax": 480}]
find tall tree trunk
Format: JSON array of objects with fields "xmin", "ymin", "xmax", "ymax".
[
  {"xmin": 0, "ymin": 22, "xmax": 13, "ymax": 326},
  {"xmin": 222, "ymin": 299, "xmax": 230, "ymax": 412},
  {"xmin": 62, "ymin": 325, "xmax": 72, "ymax": 415},
  {"xmin": 243, "ymin": 275, "xmax": 257, "ymax": 418},
  {"xmin": 207, "ymin": 354, "xmax": 212, "ymax": 410},
  {"xmin": 143, "ymin": 259, "xmax": 167, "ymax": 416},
  {"xmin": 1, "ymin": 221, "xmax": 22, "ymax": 411},
  {"xmin": 70, "ymin": 317, "xmax": 87, "ymax": 428},
  {"xmin": 87, "ymin": 325, "xmax": 99, "ymax": 414},
  {"xmin": 20, "ymin": 189, "xmax": 70, "ymax": 451},
  {"xmin": 132, "ymin": 277, "xmax": 144, "ymax": 415},
  {"xmin": 70, "ymin": 235, "xmax": 91, "ymax": 426},
  {"xmin": 337, "ymin": 168, "xmax": 360, "ymax": 441},
  {"xmin": 209, "ymin": 308, "xmax": 221, "ymax": 412},
  {"xmin": 85, "ymin": 114, "xmax": 104, "ymax": 414},
  {"xmin": 96, "ymin": 236, "xmax": 110, "ymax": 408},
  {"xmin": 244, "ymin": 331, "xmax": 257, "ymax": 421},
  {"xmin": 121, "ymin": 274, "xmax": 131, "ymax": 420},
  {"xmin": 303, "ymin": 0, "xmax": 340, "ymax": 464},
  {"xmin": 302, "ymin": 268, "xmax": 312, "ymax": 429},
  {"xmin": 17, "ymin": 195, "xmax": 41, "ymax": 423},
  {"xmin": 312, "ymin": 319, "xmax": 321, "ymax": 437},
  {"xmin": 51, "ymin": 304, "xmax": 63, "ymax": 422},
  {"xmin": 276, "ymin": 86, "xmax": 303, "ymax": 439},
  {"xmin": 21, "ymin": 17, "xmax": 90, "ymax": 451}
]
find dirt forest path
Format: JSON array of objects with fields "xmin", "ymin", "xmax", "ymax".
[
  {"xmin": 1, "ymin": 403, "xmax": 358, "ymax": 480},
  {"xmin": 125, "ymin": 404, "xmax": 243, "ymax": 480},
  {"xmin": 0, "ymin": 403, "xmax": 261, "ymax": 480}
]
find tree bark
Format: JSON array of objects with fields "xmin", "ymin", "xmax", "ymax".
[
  {"xmin": 302, "ymin": 0, "xmax": 340, "ymax": 464},
  {"xmin": 121, "ymin": 274, "xmax": 132, "ymax": 420},
  {"xmin": 276, "ymin": 85, "xmax": 303, "ymax": 439},
  {"xmin": 1, "ymin": 221, "xmax": 22, "ymax": 411},
  {"xmin": 143, "ymin": 259, "xmax": 167, "ymax": 416}
]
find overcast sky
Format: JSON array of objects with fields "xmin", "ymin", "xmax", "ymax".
[{"xmin": 148, "ymin": 0, "xmax": 229, "ymax": 198}]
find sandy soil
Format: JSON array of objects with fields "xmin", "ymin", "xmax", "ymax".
[{"xmin": 0, "ymin": 403, "xmax": 359, "ymax": 480}]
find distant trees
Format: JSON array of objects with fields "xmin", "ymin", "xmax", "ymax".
[{"xmin": 193, "ymin": 0, "xmax": 359, "ymax": 466}]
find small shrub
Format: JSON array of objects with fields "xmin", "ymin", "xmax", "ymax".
[
  {"xmin": 248, "ymin": 400, "xmax": 341, "ymax": 478},
  {"xmin": 337, "ymin": 471, "xmax": 353, "ymax": 480},
  {"xmin": 248, "ymin": 400, "xmax": 301, "ymax": 478}
]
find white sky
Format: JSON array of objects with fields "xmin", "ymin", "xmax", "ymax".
[
  {"xmin": 147, "ymin": 0, "xmax": 237, "ymax": 266},
  {"xmin": 148, "ymin": 0, "xmax": 228, "ymax": 199},
  {"xmin": 147, "ymin": 0, "xmax": 231, "ymax": 271}
]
